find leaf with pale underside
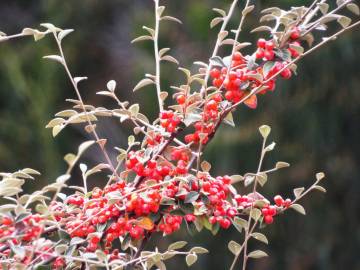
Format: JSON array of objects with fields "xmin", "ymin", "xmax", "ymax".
[
  {"xmin": 290, "ymin": 203, "xmax": 306, "ymax": 215},
  {"xmin": 133, "ymin": 78, "xmax": 154, "ymax": 92},
  {"xmin": 248, "ymin": 250, "xmax": 268, "ymax": 259},
  {"xmin": 185, "ymin": 254, "xmax": 197, "ymax": 266}
]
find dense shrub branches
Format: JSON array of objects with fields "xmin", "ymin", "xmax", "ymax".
[{"xmin": 0, "ymin": 1, "xmax": 359, "ymax": 269}]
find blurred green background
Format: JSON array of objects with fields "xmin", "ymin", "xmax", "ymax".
[{"xmin": 0, "ymin": 0, "xmax": 359, "ymax": 269}]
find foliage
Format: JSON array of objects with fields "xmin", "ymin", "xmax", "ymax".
[{"xmin": 0, "ymin": 0, "xmax": 359, "ymax": 269}]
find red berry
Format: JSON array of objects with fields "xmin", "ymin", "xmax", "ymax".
[
  {"xmin": 255, "ymin": 49, "xmax": 264, "ymax": 59},
  {"xmin": 213, "ymin": 78, "xmax": 223, "ymax": 88},
  {"xmin": 185, "ymin": 214, "xmax": 196, "ymax": 222},
  {"xmin": 264, "ymin": 50, "xmax": 275, "ymax": 61},
  {"xmin": 264, "ymin": 215, "xmax": 274, "ymax": 224},
  {"xmin": 219, "ymin": 218, "xmax": 231, "ymax": 229},
  {"xmin": 176, "ymin": 94, "xmax": 186, "ymax": 105},
  {"xmin": 274, "ymin": 195, "xmax": 284, "ymax": 207},
  {"xmin": 257, "ymin": 38, "xmax": 266, "ymax": 48},
  {"xmin": 265, "ymin": 40, "xmax": 275, "ymax": 51},
  {"xmin": 210, "ymin": 68, "xmax": 221, "ymax": 79},
  {"xmin": 290, "ymin": 27, "xmax": 300, "ymax": 40},
  {"xmin": 280, "ymin": 68, "xmax": 292, "ymax": 79},
  {"xmin": 233, "ymin": 52, "xmax": 243, "ymax": 62}
]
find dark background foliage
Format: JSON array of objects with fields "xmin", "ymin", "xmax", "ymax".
[{"xmin": 0, "ymin": 0, "xmax": 359, "ymax": 269}]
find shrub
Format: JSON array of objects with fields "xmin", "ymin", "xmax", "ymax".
[{"xmin": 0, "ymin": 0, "xmax": 359, "ymax": 269}]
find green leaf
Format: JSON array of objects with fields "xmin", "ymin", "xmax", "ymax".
[
  {"xmin": 251, "ymin": 232, "xmax": 268, "ymax": 244},
  {"xmin": 250, "ymin": 208, "xmax": 262, "ymax": 221},
  {"xmin": 106, "ymin": 80, "xmax": 116, "ymax": 92},
  {"xmin": 230, "ymin": 174, "xmax": 244, "ymax": 184},
  {"xmin": 234, "ymin": 217, "xmax": 248, "ymax": 228},
  {"xmin": 347, "ymin": 3, "xmax": 360, "ymax": 15},
  {"xmin": 43, "ymin": 55, "xmax": 63, "ymax": 64},
  {"xmin": 190, "ymin": 247, "xmax": 209, "ymax": 254},
  {"xmin": 129, "ymin": 104, "xmax": 140, "ymax": 117},
  {"xmin": 58, "ymin": 29, "xmax": 74, "ymax": 41},
  {"xmin": 312, "ymin": 185, "xmax": 326, "ymax": 193},
  {"xmin": 185, "ymin": 254, "xmax": 198, "ymax": 266},
  {"xmin": 242, "ymin": 5, "xmax": 255, "ymax": 16},
  {"xmin": 213, "ymin": 8, "xmax": 226, "ymax": 17},
  {"xmin": 210, "ymin": 56, "xmax": 226, "ymax": 67},
  {"xmin": 337, "ymin": 16, "xmax": 352, "ymax": 28},
  {"xmin": 58, "ymin": 229, "xmax": 71, "ymax": 242},
  {"xmin": 228, "ymin": 240, "xmax": 241, "ymax": 255},
  {"xmin": 290, "ymin": 203, "xmax": 306, "ymax": 215},
  {"xmin": 223, "ymin": 112, "xmax": 235, "ymax": 127},
  {"xmin": 248, "ymin": 250, "xmax": 268, "ymax": 259},
  {"xmin": 256, "ymin": 173, "xmax": 268, "ymax": 187},
  {"xmin": 161, "ymin": 16, "xmax": 182, "ymax": 24},
  {"xmin": 184, "ymin": 191, "xmax": 199, "ymax": 203},
  {"xmin": 168, "ymin": 241, "xmax": 187, "ymax": 251},
  {"xmin": 262, "ymin": 62, "xmax": 275, "ymax": 77},
  {"xmin": 133, "ymin": 78, "xmax": 154, "ymax": 92},
  {"xmin": 316, "ymin": 172, "xmax": 325, "ymax": 181},
  {"xmin": 251, "ymin": 25, "xmax": 272, "ymax": 33},
  {"xmin": 289, "ymin": 43, "xmax": 304, "ymax": 55},
  {"xmin": 210, "ymin": 17, "xmax": 223, "ymax": 28},
  {"xmin": 318, "ymin": 3, "xmax": 329, "ymax": 14},
  {"xmin": 131, "ymin": 35, "xmax": 153, "ymax": 43},
  {"xmin": 264, "ymin": 142, "xmax": 276, "ymax": 152},
  {"xmin": 161, "ymin": 55, "xmax": 179, "ymax": 65},
  {"xmin": 293, "ymin": 187, "xmax": 305, "ymax": 198},
  {"xmin": 275, "ymin": 162, "xmax": 290, "ymax": 169},
  {"xmin": 184, "ymin": 113, "xmax": 202, "ymax": 126},
  {"xmin": 95, "ymin": 250, "xmax": 107, "ymax": 261}
]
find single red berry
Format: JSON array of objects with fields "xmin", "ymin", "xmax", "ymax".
[
  {"xmin": 210, "ymin": 68, "xmax": 221, "ymax": 79},
  {"xmin": 280, "ymin": 68, "xmax": 292, "ymax": 79},
  {"xmin": 219, "ymin": 218, "xmax": 231, "ymax": 229},
  {"xmin": 176, "ymin": 94, "xmax": 186, "ymax": 105},
  {"xmin": 233, "ymin": 52, "xmax": 243, "ymax": 62},
  {"xmin": 255, "ymin": 49, "xmax": 264, "ymax": 59},
  {"xmin": 185, "ymin": 214, "xmax": 196, "ymax": 222},
  {"xmin": 274, "ymin": 195, "xmax": 284, "ymax": 207},
  {"xmin": 257, "ymin": 38, "xmax": 266, "ymax": 48},
  {"xmin": 265, "ymin": 40, "xmax": 275, "ymax": 51},
  {"xmin": 264, "ymin": 215, "xmax": 274, "ymax": 224},
  {"xmin": 264, "ymin": 50, "xmax": 275, "ymax": 61},
  {"xmin": 290, "ymin": 27, "xmax": 300, "ymax": 40}
]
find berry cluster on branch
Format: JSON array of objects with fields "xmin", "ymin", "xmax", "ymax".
[{"xmin": 0, "ymin": 0, "xmax": 359, "ymax": 269}]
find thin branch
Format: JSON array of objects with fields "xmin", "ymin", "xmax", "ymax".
[
  {"xmin": 240, "ymin": 136, "xmax": 267, "ymax": 270},
  {"xmin": 52, "ymin": 33, "xmax": 119, "ymax": 179},
  {"xmin": 200, "ymin": 0, "xmax": 239, "ymax": 97},
  {"xmin": 302, "ymin": 0, "xmax": 354, "ymax": 36},
  {"xmin": 154, "ymin": 0, "xmax": 164, "ymax": 112},
  {"xmin": 228, "ymin": 19, "xmax": 360, "ymax": 112}
]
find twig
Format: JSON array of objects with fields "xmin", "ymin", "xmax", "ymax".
[
  {"xmin": 154, "ymin": 0, "xmax": 164, "ymax": 112},
  {"xmin": 200, "ymin": 0, "xmax": 239, "ymax": 97},
  {"xmin": 52, "ymin": 33, "xmax": 119, "ymax": 179}
]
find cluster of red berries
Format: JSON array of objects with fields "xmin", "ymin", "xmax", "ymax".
[
  {"xmin": 255, "ymin": 39, "xmax": 276, "ymax": 61},
  {"xmin": 274, "ymin": 195, "xmax": 292, "ymax": 208},
  {"xmin": 208, "ymin": 30, "xmax": 304, "ymax": 111},
  {"xmin": 126, "ymin": 149, "xmax": 189, "ymax": 180},
  {"xmin": 0, "ymin": 214, "xmax": 43, "ymax": 243},
  {"xmin": 184, "ymin": 94, "xmax": 222, "ymax": 145},
  {"xmin": 160, "ymin": 110, "xmax": 182, "ymax": 133},
  {"xmin": 158, "ymin": 215, "xmax": 183, "ymax": 235},
  {"xmin": 146, "ymin": 131, "xmax": 163, "ymax": 146},
  {"xmin": 261, "ymin": 205, "xmax": 277, "ymax": 224}
]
